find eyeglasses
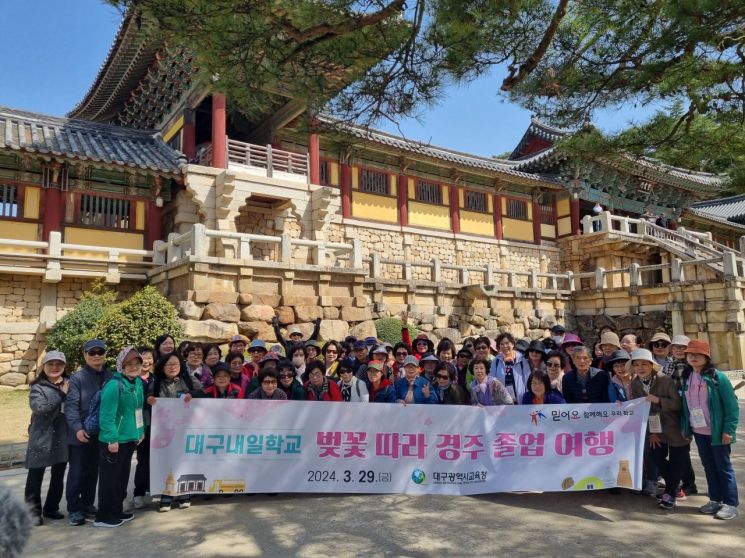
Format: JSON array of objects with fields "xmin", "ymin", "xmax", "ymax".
[
  {"xmin": 278, "ymin": 373, "xmax": 293, "ymax": 379},
  {"xmin": 164, "ymin": 362, "xmax": 181, "ymax": 369},
  {"xmin": 262, "ymin": 379, "xmax": 278, "ymax": 385},
  {"xmin": 546, "ymin": 362, "xmax": 562, "ymax": 368},
  {"xmin": 87, "ymin": 350, "xmax": 105, "ymax": 357},
  {"xmin": 436, "ymin": 374, "xmax": 450, "ymax": 380},
  {"xmin": 652, "ymin": 342, "xmax": 670, "ymax": 348},
  {"xmin": 395, "ymin": 352, "xmax": 408, "ymax": 357}
]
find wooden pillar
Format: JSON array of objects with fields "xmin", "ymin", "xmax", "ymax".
[
  {"xmin": 450, "ymin": 185, "xmax": 460, "ymax": 233},
  {"xmin": 308, "ymin": 132, "xmax": 320, "ymax": 185},
  {"xmin": 42, "ymin": 187, "xmax": 63, "ymax": 242},
  {"xmin": 146, "ymin": 200, "xmax": 162, "ymax": 250},
  {"xmin": 397, "ymin": 174, "xmax": 408, "ymax": 226},
  {"xmin": 570, "ymin": 196, "xmax": 581, "ymax": 235},
  {"xmin": 182, "ymin": 109, "xmax": 196, "ymax": 161},
  {"xmin": 493, "ymin": 193, "xmax": 503, "ymax": 240},
  {"xmin": 532, "ymin": 200, "xmax": 542, "ymax": 245},
  {"xmin": 341, "ymin": 163, "xmax": 352, "ymax": 218},
  {"xmin": 211, "ymin": 93, "xmax": 227, "ymax": 168}
]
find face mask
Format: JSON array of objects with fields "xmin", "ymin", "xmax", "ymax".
[
  {"xmin": 292, "ymin": 356, "xmax": 305, "ymax": 368},
  {"xmin": 552, "ymin": 335, "xmax": 564, "ymax": 345}
]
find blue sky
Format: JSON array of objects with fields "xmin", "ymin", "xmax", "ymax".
[{"xmin": 0, "ymin": 1, "xmax": 658, "ymax": 158}]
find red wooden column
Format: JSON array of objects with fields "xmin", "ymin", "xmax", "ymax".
[
  {"xmin": 532, "ymin": 199, "xmax": 542, "ymax": 245},
  {"xmin": 308, "ymin": 132, "xmax": 320, "ymax": 184},
  {"xmin": 211, "ymin": 93, "xmax": 227, "ymax": 168},
  {"xmin": 340, "ymin": 163, "xmax": 352, "ymax": 218},
  {"xmin": 182, "ymin": 109, "xmax": 196, "ymax": 161},
  {"xmin": 450, "ymin": 185, "xmax": 460, "ymax": 233},
  {"xmin": 493, "ymin": 193, "xmax": 503, "ymax": 240},
  {"xmin": 146, "ymin": 200, "xmax": 162, "ymax": 249},
  {"xmin": 41, "ymin": 187, "xmax": 63, "ymax": 242},
  {"xmin": 570, "ymin": 196, "xmax": 581, "ymax": 235},
  {"xmin": 397, "ymin": 174, "xmax": 408, "ymax": 226}
]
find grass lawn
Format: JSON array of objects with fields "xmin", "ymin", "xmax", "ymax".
[{"xmin": 0, "ymin": 390, "xmax": 30, "ymax": 444}]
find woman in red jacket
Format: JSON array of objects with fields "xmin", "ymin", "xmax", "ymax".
[{"xmin": 304, "ymin": 362, "xmax": 342, "ymax": 401}]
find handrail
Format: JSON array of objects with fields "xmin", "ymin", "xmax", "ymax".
[{"xmin": 227, "ymin": 139, "xmax": 309, "ymax": 178}]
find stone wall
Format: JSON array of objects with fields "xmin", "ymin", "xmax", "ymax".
[
  {"xmin": 0, "ymin": 274, "xmax": 143, "ymax": 389},
  {"xmin": 570, "ymin": 280, "xmax": 745, "ymax": 371}
]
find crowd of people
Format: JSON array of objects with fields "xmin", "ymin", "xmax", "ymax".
[{"xmin": 23, "ymin": 314, "xmax": 740, "ymax": 528}]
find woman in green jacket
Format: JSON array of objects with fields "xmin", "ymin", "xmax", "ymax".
[
  {"xmin": 681, "ymin": 339, "xmax": 739, "ymax": 521},
  {"xmin": 94, "ymin": 346, "xmax": 145, "ymax": 528}
]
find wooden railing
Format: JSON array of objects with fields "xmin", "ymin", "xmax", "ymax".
[{"xmin": 227, "ymin": 139, "xmax": 309, "ymax": 178}]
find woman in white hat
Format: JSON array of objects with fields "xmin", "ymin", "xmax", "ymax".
[
  {"xmin": 629, "ymin": 349, "xmax": 690, "ymax": 511},
  {"xmin": 24, "ymin": 351, "xmax": 69, "ymax": 526}
]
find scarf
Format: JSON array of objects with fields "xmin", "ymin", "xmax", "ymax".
[
  {"xmin": 340, "ymin": 381, "xmax": 352, "ymax": 402},
  {"xmin": 310, "ymin": 379, "xmax": 330, "ymax": 400}
]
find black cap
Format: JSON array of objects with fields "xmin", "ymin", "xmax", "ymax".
[{"xmin": 212, "ymin": 362, "xmax": 231, "ymax": 377}]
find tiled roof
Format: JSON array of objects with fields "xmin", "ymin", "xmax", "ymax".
[
  {"xmin": 322, "ymin": 118, "xmax": 561, "ymax": 186},
  {"xmin": 67, "ymin": 10, "xmax": 165, "ymax": 122},
  {"xmin": 0, "ymin": 106, "xmax": 185, "ymax": 175},
  {"xmin": 690, "ymin": 194, "xmax": 745, "ymax": 221},
  {"xmin": 686, "ymin": 207, "xmax": 745, "ymax": 231}
]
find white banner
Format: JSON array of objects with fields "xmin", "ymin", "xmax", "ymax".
[{"xmin": 150, "ymin": 399, "xmax": 650, "ymax": 496}]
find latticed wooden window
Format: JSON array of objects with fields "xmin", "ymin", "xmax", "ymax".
[
  {"xmin": 80, "ymin": 194, "xmax": 130, "ymax": 229},
  {"xmin": 415, "ymin": 180, "xmax": 442, "ymax": 204},
  {"xmin": 0, "ymin": 184, "xmax": 18, "ymax": 218},
  {"xmin": 360, "ymin": 168, "xmax": 389, "ymax": 195},
  {"xmin": 464, "ymin": 190, "xmax": 487, "ymax": 212},
  {"xmin": 540, "ymin": 203, "xmax": 556, "ymax": 225},
  {"xmin": 319, "ymin": 161, "xmax": 330, "ymax": 185},
  {"xmin": 506, "ymin": 198, "xmax": 528, "ymax": 220}
]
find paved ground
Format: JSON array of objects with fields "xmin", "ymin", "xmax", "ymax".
[{"xmin": 3, "ymin": 404, "xmax": 745, "ymax": 557}]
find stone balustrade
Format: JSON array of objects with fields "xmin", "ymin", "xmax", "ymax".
[{"xmin": 0, "ymin": 232, "xmax": 157, "ymax": 284}]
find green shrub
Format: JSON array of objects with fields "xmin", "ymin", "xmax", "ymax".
[
  {"xmin": 46, "ymin": 283, "xmax": 117, "ymax": 371},
  {"xmin": 95, "ymin": 286, "xmax": 182, "ymax": 368},
  {"xmin": 374, "ymin": 318, "xmax": 418, "ymax": 345}
]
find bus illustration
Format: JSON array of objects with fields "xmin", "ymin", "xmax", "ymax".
[{"xmin": 208, "ymin": 479, "xmax": 246, "ymax": 493}]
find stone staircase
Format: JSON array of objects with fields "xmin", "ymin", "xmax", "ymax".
[{"xmin": 583, "ymin": 212, "xmax": 744, "ymax": 278}]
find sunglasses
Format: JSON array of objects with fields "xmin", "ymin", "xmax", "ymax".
[
  {"xmin": 546, "ymin": 362, "xmax": 562, "ymax": 368},
  {"xmin": 262, "ymin": 379, "xmax": 278, "ymax": 385},
  {"xmin": 87, "ymin": 350, "xmax": 105, "ymax": 357},
  {"xmin": 278, "ymin": 373, "xmax": 293, "ymax": 379},
  {"xmin": 339, "ymin": 369, "xmax": 353, "ymax": 374},
  {"xmin": 652, "ymin": 342, "xmax": 670, "ymax": 348},
  {"xmin": 436, "ymin": 374, "xmax": 450, "ymax": 380},
  {"xmin": 395, "ymin": 352, "xmax": 408, "ymax": 357}
]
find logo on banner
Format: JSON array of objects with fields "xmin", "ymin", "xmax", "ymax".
[
  {"xmin": 411, "ymin": 469, "xmax": 426, "ymax": 485},
  {"xmin": 529, "ymin": 409, "xmax": 547, "ymax": 426}
]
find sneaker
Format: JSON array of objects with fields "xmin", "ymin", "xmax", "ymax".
[
  {"xmin": 83, "ymin": 505, "xmax": 98, "ymax": 519},
  {"xmin": 178, "ymin": 500, "xmax": 191, "ymax": 509},
  {"xmin": 642, "ymin": 480, "xmax": 658, "ymax": 496},
  {"xmin": 659, "ymin": 494, "xmax": 675, "ymax": 510},
  {"xmin": 699, "ymin": 500, "xmax": 722, "ymax": 515},
  {"xmin": 714, "ymin": 504, "xmax": 739, "ymax": 521},
  {"xmin": 158, "ymin": 502, "xmax": 171, "ymax": 513},
  {"xmin": 42, "ymin": 510, "xmax": 65, "ymax": 520},
  {"xmin": 676, "ymin": 488, "xmax": 687, "ymax": 501},
  {"xmin": 93, "ymin": 518, "xmax": 124, "ymax": 528},
  {"xmin": 682, "ymin": 484, "xmax": 698, "ymax": 496},
  {"xmin": 123, "ymin": 498, "xmax": 134, "ymax": 512},
  {"xmin": 68, "ymin": 512, "xmax": 86, "ymax": 526},
  {"xmin": 119, "ymin": 512, "xmax": 135, "ymax": 522},
  {"xmin": 133, "ymin": 496, "xmax": 147, "ymax": 509}
]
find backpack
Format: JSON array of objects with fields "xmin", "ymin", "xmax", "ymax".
[{"xmin": 83, "ymin": 377, "xmax": 123, "ymax": 436}]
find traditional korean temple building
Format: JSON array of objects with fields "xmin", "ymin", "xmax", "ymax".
[
  {"xmin": 0, "ymin": 106, "xmax": 183, "ymax": 253},
  {"xmin": 59, "ymin": 9, "xmax": 725, "ymax": 264}
]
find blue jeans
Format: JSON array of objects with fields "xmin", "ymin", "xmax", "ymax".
[{"xmin": 694, "ymin": 433, "xmax": 739, "ymax": 506}]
